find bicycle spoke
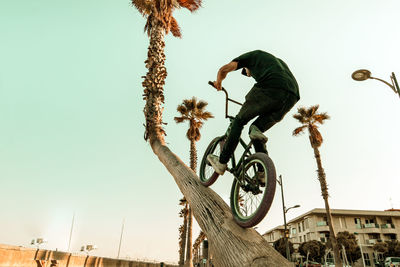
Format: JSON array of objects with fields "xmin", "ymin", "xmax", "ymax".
[{"xmin": 235, "ymin": 159, "xmax": 266, "ymax": 219}]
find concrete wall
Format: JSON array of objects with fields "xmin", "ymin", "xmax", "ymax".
[{"xmin": 0, "ymin": 244, "xmax": 177, "ymax": 267}]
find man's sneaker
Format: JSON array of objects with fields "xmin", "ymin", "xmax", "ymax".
[
  {"xmin": 249, "ymin": 125, "xmax": 268, "ymax": 143},
  {"xmin": 254, "ymin": 171, "xmax": 266, "ymax": 187},
  {"xmin": 206, "ymin": 154, "xmax": 227, "ymax": 175}
]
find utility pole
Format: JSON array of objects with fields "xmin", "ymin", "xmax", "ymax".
[
  {"xmin": 117, "ymin": 218, "xmax": 125, "ymax": 258},
  {"xmin": 68, "ymin": 213, "xmax": 75, "ymax": 252}
]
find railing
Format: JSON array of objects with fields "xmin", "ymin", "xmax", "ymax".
[
  {"xmin": 381, "ymin": 223, "xmax": 395, "ymax": 229},
  {"xmin": 363, "ymin": 223, "xmax": 380, "ymax": 228}
]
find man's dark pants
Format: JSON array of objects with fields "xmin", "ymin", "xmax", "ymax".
[{"xmin": 219, "ymin": 86, "xmax": 298, "ymax": 164}]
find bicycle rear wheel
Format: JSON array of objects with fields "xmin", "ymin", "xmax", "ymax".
[
  {"xmin": 199, "ymin": 136, "xmax": 225, "ymax": 187},
  {"xmin": 230, "ymin": 152, "xmax": 276, "ymax": 228}
]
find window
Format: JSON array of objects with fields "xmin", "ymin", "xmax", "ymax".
[
  {"xmin": 292, "ymin": 228, "xmax": 297, "ymax": 235},
  {"xmin": 302, "ymin": 221, "xmax": 306, "ymax": 231},
  {"xmin": 363, "ymin": 253, "xmax": 371, "ymax": 266},
  {"xmin": 299, "ymin": 236, "xmax": 302, "ymax": 242},
  {"xmin": 339, "ymin": 217, "xmax": 347, "ymax": 228},
  {"xmin": 299, "ymin": 223, "xmax": 302, "ymax": 233},
  {"xmin": 355, "ymin": 218, "xmax": 362, "ymax": 228}
]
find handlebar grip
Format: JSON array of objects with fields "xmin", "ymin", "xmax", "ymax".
[{"xmin": 208, "ymin": 81, "xmax": 216, "ymax": 88}]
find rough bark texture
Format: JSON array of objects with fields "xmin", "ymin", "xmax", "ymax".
[
  {"xmin": 311, "ymin": 143, "xmax": 342, "ymax": 266},
  {"xmin": 148, "ymin": 139, "xmax": 293, "ymax": 267},
  {"xmin": 143, "ymin": 20, "xmax": 293, "ymax": 267},
  {"xmin": 184, "ymin": 139, "xmax": 196, "ymax": 267},
  {"xmin": 184, "ymin": 207, "xmax": 193, "ymax": 267},
  {"xmin": 179, "ymin": 205, "xmax": 188, "ymax": 267}
]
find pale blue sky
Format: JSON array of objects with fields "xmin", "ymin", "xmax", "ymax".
[{"xmin": 0, "ymin": 0, "xmax": 399, "ymax": 263}]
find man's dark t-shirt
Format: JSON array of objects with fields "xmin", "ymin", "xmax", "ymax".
[{"xmin": 232, "ymin": 50, "xmax": 300, "ymax": 99}]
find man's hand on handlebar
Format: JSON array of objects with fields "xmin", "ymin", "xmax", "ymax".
[{"xmin": 212, "ymin": 80, "xmax": 222, "ymax": 91}]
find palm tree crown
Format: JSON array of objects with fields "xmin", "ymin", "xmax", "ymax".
[
  {"xmin": 292, "ymin": 105, "xmax": 330, "ymax": 147},
  {"xmin": 132, "ymin": 0, "xmax": 202, "ymax": 37},
  {"xmin": 174, "ymin": 97, "xmax": 213, "ymax": 142}
]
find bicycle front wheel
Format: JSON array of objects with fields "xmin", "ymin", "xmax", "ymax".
[
  {"xmin": 230, "ymin": 152, "xmax": 276, "ymax": 228},
  {"xmin": 199, "ymin": 136, "xmax": 225, "ymax": 187}
]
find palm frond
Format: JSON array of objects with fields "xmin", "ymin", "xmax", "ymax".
[
  {"xmin": 307, "ymin": 105, "xmax": 319, "ymax": 118},
  {"xmin": 177, "ymin": 0, "xmax": 202, "ymax": 12},
  {"xmin": 179, "ymin": 197, "xmax": 187, "ymax": 205},
  {"xmin": 132, "ymin": 0, "xmax": 152, "ymax": 16},
  {"xmin": 177, "ymin": 104, "xmax": 188, "ymax": 116},
  {"xmin": 309, "ymin": 126, "xmax": 323, "ymax": 147},
  {"xmin": 293, "ymin": 113, "xmax": 307, "ymax": 124},
  {"xmin": 293, "ymin": 125, "xmax": 307, "ymax": 136},
  {"xmin": 174, "ymin": 116, "xmax": 186, "ymax": 123},
  {"xmin": 194, "ymin": 127, "xmax": 201, "ymax": 141},
  {"xmin": 183, "ymin": 99, "xmax": 194, "ymax": 111},
  {"xmin": 196, "ymin": 100, "xmax": 208, "ymax": 110},
  {"xmin": 297, "ymin": 107, "xmax": 308, "ymax": 118},
  {"xmin": 313, "ymin": 113, "xmax": 330, "ymax": 124},
  {"xmin": 170, "ymin": 16, "xmax": 182, "ymax": 37}
]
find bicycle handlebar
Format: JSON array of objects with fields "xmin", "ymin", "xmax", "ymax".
[{"xmin": 208, "ymin": 81, "xmax": 242, "ymax": 119}]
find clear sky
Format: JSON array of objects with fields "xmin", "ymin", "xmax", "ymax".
[{"xmin": 1, "ymin": 0, "xmax": 399, "ymax": 263}]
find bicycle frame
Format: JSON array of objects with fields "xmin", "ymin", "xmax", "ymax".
[{"xmin": 208, "ymin": 81, "xmax": 255, "ymax": 184}]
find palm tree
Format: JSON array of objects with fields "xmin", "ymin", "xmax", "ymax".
[
  {"xmin": 193, "ymin": 231, "xmax": 206, "ymax": 265},
  {"xmin": 133, "ymin": 1, "xmax": 293, "ymax": 265},
  {"xmin": 293, "ymin": 105, "xmax": 342, "ymax": 266},
  {"xmin": 175, "ymin": 97, "xmax": 213, "ymax": 267},
  {"xmin": 178, "ymin": 197, "xmax": 189, "ymax": 267}
]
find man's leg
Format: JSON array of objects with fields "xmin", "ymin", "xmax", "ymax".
[
  {"xmin": 219, "ymin": 87, "xmax": 282, "ymax": 164},
  {"xmin": 251, "ymin": 91, "xmax": 298, "ymax": 154}
]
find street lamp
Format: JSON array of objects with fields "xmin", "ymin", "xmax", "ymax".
[
  {"xmin": 351, "ymin": 69, "xmax": 400, "ymax": 98},
  {"xmin": 277, "ymin": 175, "xmax": 301, "ymax": 262},
  {"xmin": 31, "ymin": 238, "xmax": 47, "ymax": 249}
]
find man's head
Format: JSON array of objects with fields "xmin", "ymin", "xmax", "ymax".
[{"xmin": 241, "ymin": 68, "xmax": 251, "ymax": 77}]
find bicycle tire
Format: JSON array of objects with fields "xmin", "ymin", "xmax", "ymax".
[
  {"xmin": 199, "ymin": 136, "xmax": 225, "ymax": 187},
  {"xmin": 230, "ymin": 152, "xmax": 276, "ymax": 228}
]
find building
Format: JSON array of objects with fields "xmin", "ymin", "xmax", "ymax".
[{"xmin": 263, "ymin": 208, "xmax": 400, "ymax": 267}]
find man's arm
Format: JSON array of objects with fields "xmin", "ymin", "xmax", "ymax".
[{"xmin": 214, "ymin": 61, "xmax": 238, "ymax": 90}]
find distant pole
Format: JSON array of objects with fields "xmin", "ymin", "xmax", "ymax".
[
  {"xmin": 117, "ymin": 218, "xmax": 125, "ymax": 259},
  {"xmin": 277, "ymin": 175, "xmax": 290, "ymax": 261},
  {"xmin": 68, "ymin": 213, "xmax": 75, "ymax": 252}
]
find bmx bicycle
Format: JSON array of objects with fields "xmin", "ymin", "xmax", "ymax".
[{"xmin": 199, "ymin": 81, "xmax": 277, "ymax": 228}]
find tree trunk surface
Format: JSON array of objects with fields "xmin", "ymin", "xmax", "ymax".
[
  {"xmin": 149, "ymin": 137, "xmax": 293, "ymax": 267},
  {"xmin": 184, "ymin": 207, "xmax": 194, "ymax": 267},
  {"xmin": 179, "ymin": 203, "xmax": 188, "ymax": 267},
  {"xmin": 312, "ymin": 145, "xmax": 342, "ymax": 266},
  {"xmin": 185, "ymin": 139, "xmax": 196, "ymax": 267}
]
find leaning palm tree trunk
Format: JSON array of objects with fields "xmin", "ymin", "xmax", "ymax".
[
  {"xmin": 142, "ymin": 21, "xmax": 291, "ymax": 267},
  {"xmin": 311, "ymin": 143, "xmax": 341, "ymax": 266}
]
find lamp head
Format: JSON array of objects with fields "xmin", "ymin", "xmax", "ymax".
[{"xmin": 352, "ymin": 69, "xmax": 371, "ymax": 81}]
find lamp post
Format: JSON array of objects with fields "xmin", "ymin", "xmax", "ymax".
[
  {"xmin": 277, "ymin": 175, "xmax": 300, "ymax": 261},
  {"xmin": 351, "ymin": 69, "xmax": 400, "ymax": 98}
]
